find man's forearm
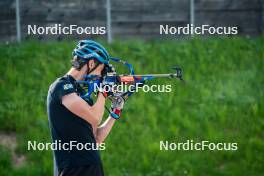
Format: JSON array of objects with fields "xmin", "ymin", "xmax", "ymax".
[
  {"xmin": 95, "ymin": 116, "xmax": 116, "ymax": 144},
  {"xmin": 92, "ymin": 93, "xmax": 106, "ymax": 124}
]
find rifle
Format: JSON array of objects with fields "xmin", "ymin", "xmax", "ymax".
[{"xmin": 77, "ymin": 57, "xmax": 183, "ymax": 102}]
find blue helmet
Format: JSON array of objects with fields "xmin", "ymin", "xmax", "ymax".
[{"xmin": 72, "ymin": 40, "xmax": 110, "ymax": 70}]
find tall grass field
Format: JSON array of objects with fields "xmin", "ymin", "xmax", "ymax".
[{"xmin": 0, "ymin": 37, "xmax": 263, "ymax": 175}]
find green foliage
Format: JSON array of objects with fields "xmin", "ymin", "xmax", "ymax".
[
  {"xmin": 0, "ymin": 146, "xmax": 12, "ymax": 176},
  {"xmin": 0, "ymin": 37, "xmax": 263, "ymax": 175}
]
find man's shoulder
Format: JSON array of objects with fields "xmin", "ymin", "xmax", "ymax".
[
  {"xmin": 50, "ymin": 75, "xmax": 72, "ymax": 89},
  {"xmin": 48, "ymin": 75, "xmax": 77, "ymax": 101},
  {"xmin": 49, "ymin": 76, "xmax": 63, "ymax": 91}
]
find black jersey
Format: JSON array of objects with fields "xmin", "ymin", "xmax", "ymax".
[{"xmin": 47, "ymin": 75, "xmax": 102, "ymax": 170}]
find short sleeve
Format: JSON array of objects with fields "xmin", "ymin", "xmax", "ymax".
[{"xmin": 55, "ymin": 79, "xmax": 76, "ymax": 103}]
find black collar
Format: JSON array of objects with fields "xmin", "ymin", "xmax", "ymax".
[{"xmin": 67, "ymin": 74, "xmax": 77, "ymax": 84}]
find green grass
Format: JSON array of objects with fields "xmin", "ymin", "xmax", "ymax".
[{"xmin": 0, "ymin": 36, "xmax": 263, "ymax": 175}]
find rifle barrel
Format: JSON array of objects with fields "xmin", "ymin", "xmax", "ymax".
[{"xmin": 120, "ymin": 73, "xmax": 179, "ymax": 78}]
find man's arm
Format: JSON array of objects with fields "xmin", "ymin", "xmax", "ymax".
[
  {"xmin": 62, "ymin": 92, "xmax": 125, "ymax": 144},
  {"xmin": 61, "ymin": 92, "xmax": 105, "ymax": 126},
  {"xmin": 95, "ymin": 116, "xmax": 116, "ymax": 144},
  {"xmin": 90, "ymin": 93, "xmax": 106, "ymax": 125},
  {"xmin": 95, "ymin": 96, "xmax": 125, "ymax": 144}
]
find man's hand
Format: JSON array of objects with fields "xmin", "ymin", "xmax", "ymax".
[
  {"xmin": 110, "ymin": 96, "xmax": 125, "ymax": 110},
  {"xmin": 98, "ymin": 78, "xmax": 113, "ymax": 98},
  {"xmin": 109, "ymin": 95, "xmax": 125, "ymax": 119}
]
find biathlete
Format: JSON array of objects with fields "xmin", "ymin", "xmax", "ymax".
[{"xmin": 47, "ymin": 40, "xmax": 126, "ymax": 176}]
